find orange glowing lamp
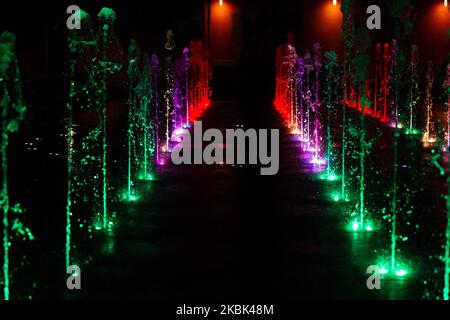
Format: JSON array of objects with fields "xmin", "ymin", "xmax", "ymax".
[{"xmin": 220, "ymin": 0, "xmax": 223, "ymax": 6}]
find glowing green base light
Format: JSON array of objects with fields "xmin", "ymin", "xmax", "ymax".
[
  {"xmin": 126, "ymin": 194, "xmax": 139, "ymax": 202},
  {"xmin": 318, "ymin": 172, "xmax": 339, "ymax": 182},
  {"xmin": 330, "ymin": 191, "xmax": 350, "ymax": 203},
  {"xmin": 94, "ymin": 219, "xmax": 115, "ymax": 232},
  {"xmin": 137, "ymin": 173, "xmax": 155, "ymax": 181},
  {"xmin": 121, "ymin": 191, "xmax": 140, "ymax": 203},
  {"xmin": 377, "ymin": 260, "xmax": 410, "ymax": 279},
  {"xmin": 404, "ymin": 128, "xmax": 421, "ymax": 135},
  {"xmin": 348, "ymin": 220, "xmax": 374, "ymax": 233},
  {"xmin": 379, "ymin": 267, "xmax": 389, "ymax": 275},
  {"xmin": 395, "ymin": 269, "xmax": 407, "ymax": 277}
]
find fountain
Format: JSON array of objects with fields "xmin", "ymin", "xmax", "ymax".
[
  {"xmin": 137, "ymin": 54, "xmax": 156, "ymax": 180},
  {"xmin": 303, "ymin": 49, "xmax": 314, "ymax": 151},
  {"xmin": 296, "ymin": 57, "xmax": 305, "ymax": 139},
  {"xmin": 381, "ymin": 43, "xmax": 391, "ymax": 123},
  {"xmin": 406, "ymin": 45, "xmax": 420, "ymax": 135},
  {"xmin": 340, "ymin": 0, "xmax": 355, "ymax": 202},
  {"xmin": 66, "ymin": 7, "xmax": 121, "ymax": 234},
  {"xmin": 444, "ymin": 63, "xmax": 450, "ymax": 300},
  {"xmin": 352, "ymin": 51, "xmax": 372, "ymax": 230},
  {"xmin": 322, "ymin": 51, "xmax": 340, "ymax": 181},
  {"xmin": 96, "ymin": 8, "xmax": 122, "ymax": 228},
  {"xmin": 389, "ymin": 39, "xmax": 400, "ymax": 128},
  {"xmin": 125, "ymin": 40, "xmax": 158, "ymax": 200},
  {"xmin": 311, "ymin": 43, "xmax": 324, "ymax": 165},
  {"xmin": 423, "ymin": 61, "xmax": 436, "ymax": 145},
  {"xmin": 0, "ymin": 31, "xmax": 29, "ymax": 300},
  {"xmin": 66, "ymin": 8, "xmax": 96, "ymax": 268},
  {"xmin": 174, "ymin": 47, "xmax": 190, "ymax": 130},
  {"xmin": 274, "ymin": 43, "xmax": 298, "ymax": 127},
  {"xmin": 373, "ymin": 43, "xmax": 382, "ymax": 119},
  {"xmin": 125, "ymin": 39, "xmax": 141, "ymax": 202},
  {"xmin": 164, "ymin": 30, "xmax": 176, "ymax": 153},
  {"xmin": 187, "ymin": 40, "xmax": 212, "ymax": 123},
  {"xmin": 150, "ymin": 54, "xmax": 162, "ymax": 164}
]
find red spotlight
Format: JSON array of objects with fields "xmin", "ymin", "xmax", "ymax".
[
  {"xmin": 333, "ymin": 0, "xmax": 337, "ymax": 6},
  {"xmin": 445, "ymin": 0, "xmax": 448, "ymax": 8},
  {"xmin": 220, "ymin": 0, "xmax": 223, "ymax": 6}
]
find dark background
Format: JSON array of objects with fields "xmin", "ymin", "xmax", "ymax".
[{"xmin": 0, "ymin": 0, "xmax": 448, "ymax": 78}]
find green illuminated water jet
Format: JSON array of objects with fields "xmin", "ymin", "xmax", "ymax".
[
  {"xmin": 137, "ymin": 54, "xmax": 156, "ymax": 181},
  {"xmin": 303, "ymin": 50, "xmax": 313, "ymax": 149},
  {"xmin": 340, "ymin": 0, "xmax": 354, "ymax": 201},
  {"xmin": 353, "ymin": 50, "xmax": 371, "ymax": 227},
  {"xmin": 324, "ymin": 51, "xmax": 340, "ymax": 181},
  {"xmin": 66, "ymin": 60, "xmax": 75, "ymax": 269},
  {"xmin": 125, "ymin": 41, "xmax": 156, "ymax": 202},
  {"xmin": 423, "ymin": 62, "xmax": 436, "ymax": 145},
  {"xmin": 0, "ymin": 31, "xmax": 28, "ymax": 300},
  {"xmin": 164, "ymin": 30, "xmax": 176, "ymax": 152},
  {"xmin": 66, "ymin": 8, "xmax": 121, "ymax": 234},
  {"xmin": 444, "ymin": 63, "xmax": 450, "ymax": 300},
  {"xmin": 390, "ymin": 40, "xmax": 400, "ymax": 272},
  {"xmin": 406, "ymin": 45, "xmax": 419, "ymax": 134},
  {"xmin": 126, "ymin": 39, "xmax": 140, "ymax": 201},
  {"xmin": 96, "ymin": 8, "xmax": 121, "ymax": 227},
  {"xmin": 66, "ymin": 8, "xmax": 96, "ymax": 267}
]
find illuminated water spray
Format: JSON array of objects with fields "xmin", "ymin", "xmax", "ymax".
[
  {"xmin": 65, "ymin": 8, "xmax": 98, "ymax": 266},
  {"xmin": 96, "ymin": 8, "xmax": 121, "ymax": 228},
  {"xmin": 389, "ymin": 40, "xmax": 400, "ymax": 128},
  {"xmin": 374, "ymin": 44, "xmax": 382, "ymax": 119},
  {"xmin": 138, "ymin": 54, "xmax": 156, "ymax": 180},
  {"xmin": 303, "ymin": 49, "xmax": 314, "ymax": 150},
  {"xmin": 445, "ymin": 64, "xmax": 450, "ymax": 150},
  {"xmin": 150, "ymin": 54, "xmax": 162, "ymax": 164},
  {"xmin": 323, "ymin": 51, "xmax": 340, "ymax": 181},
  {"xmin": 67, "ymin": 7, "xmax": 121, "ymax": 231},
  {"xmin": 0, "ymin": 31, "xmax": 31, "ymax": 300},
  {"xmin": 353, "ymin": 52, "xmax": 371, "ymax": 229},
  {"xmin": 125, "ymin": 39, "xmax": 141, "ymax": 202},
  {"xmin": 174, "ymin": 48, "xmax": 190, "ymax": 129},
  {"xmin": 187, "ymin": 40, "xmax": 212, "ymax": 123},
  {"xmin": 389, "ymin": 40, "xmax": 401, "ymax": 270},
  {"xmin": 381, "ymin": 43, "xmax": 391, "ymax": 123},
  {"xmin": 164, "ymin": 30, "xmax": 176, "ymax": 153},
  {"xmin": 423, "ymin": 61, "xmax": 436, "ymax": 145},
  {"xmin": 296, "ymin": 57, "xmax": 304, "ymax": 140},
  {"xmin": 406, "ymin": 45, "xmax": 420, "ymax": 134},
  {"xmin": 287, "ymin": 45, "xmax": 298, "ymax": 130},
  {"xmin": 444, "ymin": 63, "xmax": 450, "ymax": 300},
  {"xmin": 311, "ymin": 43, "xmax": 324, "ymax": 165},
  {"xmin": 125, "ymin": 41, "xmax": 157, "ymax": 202},
  {"xmin": 340, "ymin": 0, "xmax": 354, "ymax": 201}
]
